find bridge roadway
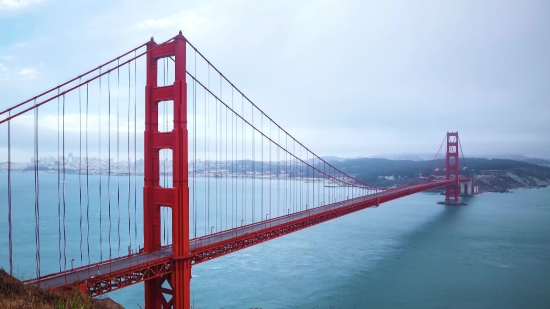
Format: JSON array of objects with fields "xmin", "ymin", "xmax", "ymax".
[{"xmin": 26, "ymin": 179, "xmax": 457, "ymax": 291}]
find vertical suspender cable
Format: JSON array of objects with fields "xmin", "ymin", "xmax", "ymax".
[
  {"xmin": 251, "ymin": 104, "xmax": 255, "ymax": 223},
  {"xmin": 79, "ymin": 80, "xmax": 83, "ymax": 266},
  {"xmin": 133, "ymin": 53, "xmax": 138, "ymax": 247},
  {"xmin": 86, "ymin": 84, "xmax": 90, "ymax": 267},
  {"xmin": 220, "ymin": 82, "xmax": 223, "ymax": 230},
  {"xmin": 34, "ymin": 102, "xmax": 41, "ymax": 278},
  {"xmin": 277, "ymin": 130, "xmax": 281, "ymax": 216},
  {"xmin": 224, "ymin": 78, "xmax": 228, "ymax": 230},
  {"xmin": 306, "ymin": 149, "xmax": 308, "ymax": 209},
  {"xmin": 216, "ymin": 72, "xmax": 221, "ymax": 232},
  {"xmin": 296, "ymin": 142, "xmax": 298, "ymax": 210},
  {"xmin": 222, "ymin": 76, "xmax": 226, "ymax": 230},
  {"xmin": 193, "ymin": 51, "xmax": 197, "ymax": 238},
  {"xmin": 241, "ymin": 96, "xmax": 246, "ymax": 225},
  {"xmin": 235, "ymin": 89, "xmax": 238, "ymax": 228},
  {"xmin": 299, "ymin": 143, "xmax": 301, "ymax": 211},
  {"xmin": 207, "ymin": 67, "xmax": 210, "ymax": 233},
  {"xmin": 231, "ymin": 87, "xmax": 235, "ymax": 229},
  {"xmin": 108, "ymin": 72, "xmax": 112, "ymax": 260},
  {"xmin": 269, "ymin": 121, "xmax": 272, "ymax": 219},
  {"xmin": 99, "ymin": 69, "xmax": 103, "ymax": 262},
  {"xmin": 321, "ymin": 161, "xmax": 324, "ymax": 203},
  {"xmin": 323, "ymin": 161, "xmax": 326, "ymax": 206},
  {"xmin": 219, "ymin": 85, "xmax": 221, "ymax": 230},
  {"xmin": 220, "ymin": 79, "xmax": 223, "ymax": 230},
  {"xmin": 459, "ymin": 138, "xmax": 467, "ymax": 170},
  {"xmin": 204, "ymin": 87, "xmax": 207, "ymax": 235},
  {"xmin": 218, "ymin": 75, "xmax": 221, "ymax": 231},
  {"xmin": 62, "ymin": 94, "xmax": 67, "ymax": 270},
  {"xmin": 7, "ymin": 111, "xmax": 12, "ymax": 276},
  {"xmin": 295, "ymin": 141, "xmax": 298, "ymax": 212},
  {"xmin": 284, "ymin": 134, "xmax": 289, "ymax": 214},
  {"xmin": 57, "ymin": 89, "xmax": 61, "ymax": 272},
  {"xmin": 127, "ymin": 62, "xmax": 131, "ymax": 251},
  {"xmin": 292, "ymin": 142, "xmax": 295, "ymax": 212},
  {"xmin": 34, "ymin": 100, "xmax": 40, "ymax": 277},
  {"xmin": 261, "ymin": 113, "xmax": 263, "ymax": 222},
  {"xmin": 116, "ymin": 62, "xmax": 121, "ymax": 256}
]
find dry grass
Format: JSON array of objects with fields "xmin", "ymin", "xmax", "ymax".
[{"xmin": 0, "ymin": 269, "xmax": 123, "ymax": 309}]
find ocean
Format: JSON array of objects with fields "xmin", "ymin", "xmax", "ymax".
[{"xmin": 1, "ymin": 173, "xmax": 549, "ymax": 308}]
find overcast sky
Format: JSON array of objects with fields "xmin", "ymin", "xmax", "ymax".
[{"xmin": 1, "ymin": 0, "xmax": 549, "ymax": 160}]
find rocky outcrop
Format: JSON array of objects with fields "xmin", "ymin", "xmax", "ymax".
[{"xmin": 475, "ymin": 168, "xmax": 550, "ymax": 192}]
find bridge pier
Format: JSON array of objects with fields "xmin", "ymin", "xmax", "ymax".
[{"xmin": 459, "ymin": 179, "xmax": 477, "ymax": 196}]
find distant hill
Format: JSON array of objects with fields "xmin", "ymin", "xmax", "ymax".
[
  {"xmin": 473, "ymin": 154, "xmax": 549, "ymax": 165},
  {"xmin": 519, "ymin": 158, "xmax": 550, "ymax": 165},
  {"xmin": 361, "ymin": 153, "xmax": 550, "ymax": 164},
  {"xmin": 368, "ymin": 153, "xmax": 445, "ymax": 161},
  {"xmin": 325, "ymin": 157, "xmax": 550, "ymax": 189}
]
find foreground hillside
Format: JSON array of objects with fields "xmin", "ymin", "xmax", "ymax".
[{"xmin": 0, "ymin": 270, "xmax": 123, "ymax": 309}]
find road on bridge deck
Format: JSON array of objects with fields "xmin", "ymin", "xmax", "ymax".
[{"xmin": 30, "ymin": 181, "xmax": 450, "ymax": 290}]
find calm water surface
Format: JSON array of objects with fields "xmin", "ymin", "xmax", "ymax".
[{"xmin": 1, "ymin": 173, "xmax": 549, "ymax": 308}]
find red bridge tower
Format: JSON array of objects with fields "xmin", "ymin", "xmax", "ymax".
[
  {"xmin": 444, "ymin": 132, "xmax": 461, "ymax": 204},
  {"xmin": 144, "ymin": 32, "xmax": 191, "ymax": 309}
]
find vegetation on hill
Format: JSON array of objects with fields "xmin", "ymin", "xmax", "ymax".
[
  {"xmin": 519, "ymin": 157, "xmax": 550, "ymax": 165},
  {"xmin": 326, "ymin": 157, "xmax": 550, "ymax": 190},
  {"xmin": 0, "ymin": 269, "xmax": 123, "ymax": 309}
]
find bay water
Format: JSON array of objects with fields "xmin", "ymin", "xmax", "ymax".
[{"xmin": 1, "ymin": 173, "xmax": 549, "ymax": 308}]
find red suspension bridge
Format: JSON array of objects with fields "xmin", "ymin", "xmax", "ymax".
[{"xmin": 0, "ymin": 32, "xmax": 472, "ymax": 309}]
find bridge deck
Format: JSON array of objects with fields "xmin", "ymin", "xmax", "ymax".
[{"xmin": 24, "ymin": 179, "xmax": 464, "ymax": 295}]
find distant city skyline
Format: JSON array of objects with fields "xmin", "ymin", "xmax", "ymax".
[{"xmin": 2, "ymin": 150, "xmax": 547, "ymax": 166}]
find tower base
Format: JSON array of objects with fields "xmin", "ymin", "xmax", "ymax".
[{"xmin": 437, "ymin": 200, "xmax": 468, "ymax": 206}]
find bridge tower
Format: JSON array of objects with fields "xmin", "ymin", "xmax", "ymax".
[
  {"xmin": 144, "ymin": 31, "xmax": 191, "ymax": 309},
  {"xmin": 445, "ymin": 132, "xmax": 460, "ymax": 204}
]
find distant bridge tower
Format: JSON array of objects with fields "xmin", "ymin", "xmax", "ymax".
[{"xmin": 445, "ymin": 132, "xmax": 460, "ymax": 204}]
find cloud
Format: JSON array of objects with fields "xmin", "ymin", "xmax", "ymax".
[
  {"xmin": 0, "ymin": 63, "xmax": 9, "ymax": 82},
  {"xmin": 136, "ymin": 9, "xmax": 211, "ymax": 31},
  {"xmin": 18, "ymin": 68, "xmax": 37, "ymax": 79},
  {"xmin": 0, "ymin": 0, "xmax": 43, "ymax": 10},
  {"xmin": 0, "ymin": 55, "xmax": 16, "ymax": 61},
  {"xmin": 0, "ymin": 0, "xmax": 549, "ymax": 159}
]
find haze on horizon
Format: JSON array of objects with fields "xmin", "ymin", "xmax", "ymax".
[{"xmin": 1, "ymin": 0, "xmax": 549, "ymax": 160}]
